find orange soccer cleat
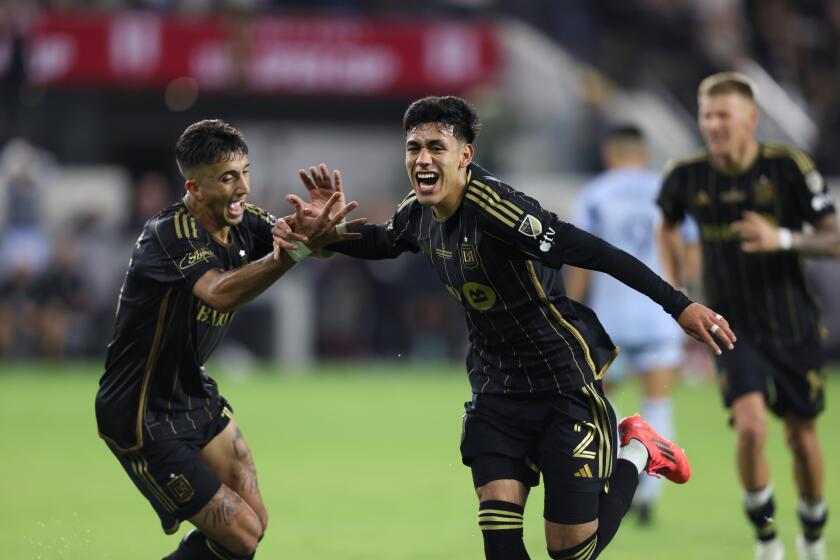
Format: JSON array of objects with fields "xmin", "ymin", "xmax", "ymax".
[{"xmin": 619, "ymin": 415, "xmax": 692, "ymax": 484}]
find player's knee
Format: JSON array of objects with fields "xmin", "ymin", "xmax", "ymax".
[
  {"xmin": 784, "ymin": 421, "xmax": 817, "ymax": 456},
  {"xmin": 226, "ymin": 515, "xmax": 263, "ymax": 556},
  {"xmin": 734, "ymin": 413, "xmax": 766, "ymax": 449},
  {"xmin": 736, "ymin": 423, "xmax": 766, "ymax": 450}
]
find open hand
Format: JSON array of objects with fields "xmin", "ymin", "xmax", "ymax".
[
  {"xmin": 299, "ymin": 163, "xmax": 346, "ymax": 215},
  {"xmin": 271, "ymin": 192, "xmax": 366, "ymax": 259},
  {"xmin": 677, "ymin": 302, "xmax": 736, "ymax": 355}
]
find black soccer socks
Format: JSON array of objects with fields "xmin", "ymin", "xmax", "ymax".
[
  {"xmin": 478, "ymin": 500, "xmax": 531, "ymax": 560},
  {"xmin": 547, "ymin": 461, "xmax": 638, "ymax": 560},
  {"xmin": 162, "ymin": 529, "xmax": 256, "ymax": 560},
  {"xmin": 798, "ymin": 496, "xmax": 828, "ymax": 542},
  {"xmin": 746, "ymin": 494, "xmax": 778, "ymax": 542},
  {"xmin": 590, "ymin": 459, "xmax": 639, "ymax": 558},
  {"xmin": 548, "ymin": 532, "xmax": 597, "ymax": 560}
]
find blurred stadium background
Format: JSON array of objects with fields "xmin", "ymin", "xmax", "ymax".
[{"xmin": 0, "ymin": 1, "xmax": 838, "ymax": 559}]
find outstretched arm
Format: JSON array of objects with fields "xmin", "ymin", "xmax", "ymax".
[
  {"xmin": 196, "ymin": 194, "xmax": 363, "ymax": 313},
  {"xmin": 273, "ymin": 163, "xmax": 418, "ymax": 260},
  {"xmin": 732, "ymin": 211, "xmax": 840, "ymax": 257},
  {"xmin": 553, "ymin": 222, "xmax": 735, "ymax": 354}
]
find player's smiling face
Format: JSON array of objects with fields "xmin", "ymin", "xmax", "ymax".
[
  {"xmin": 190, "ymin": 152, "xmax": 251, "ymax": 229},
  {"xmin": 405, "ymin": 122, "xmax": 473, "ymax": 217},
  {"xmin": 698, "ymin": 92, "xmax": 757, "ymax": 161}
]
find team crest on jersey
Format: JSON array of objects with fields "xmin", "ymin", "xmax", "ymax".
[
  {"xmin": 166, "ymin": 474, "xmax": 195, "ymax": 503},
  {"xmin": 752, "ymin": 176, "xmax": 776, "ymax": 206},
  {"xmin": 518, "ymin": 214, "xmax": 543, "ymax": 238},
  {"xmin": 460, "ymin": 243, "xmax": 479, "ymax": 269},
  {"xmin": 179, "ymin": 248, "xmax": 214, "ymax": 270},
  {"xmin": 463, "ymin": 282, "xmax": 496, "ymax": 311},
  {"xmin": 806, "ymin": 171, "xmax": 825, "ymax": 194},
  {"xmin": 693, "ymin": 190, "xmax": 712, "ymax": 206}
]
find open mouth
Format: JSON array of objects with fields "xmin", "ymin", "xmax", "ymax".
[
  {"xmin": 415, "ymin": 171, "xmax": 440, "ymax": 194},
  {"xmin": 226, "ymin": 198, "xmax": 245, "ymax": 217}
]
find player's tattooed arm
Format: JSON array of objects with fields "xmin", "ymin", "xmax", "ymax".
[{"xmin": 733, "ymin": 211, "xmax": 840, "ymax": 257}]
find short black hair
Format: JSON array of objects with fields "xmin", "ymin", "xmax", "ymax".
[
  {"xmin": 175, "ymin": 119, "xmax": 248, "ymax": 174},
  {"xmin": 605, "ymin": 124, "xmax": 645, "ymax": 143},
  {"xmin": 403, "ymin": 96, "xmax": 481, "ymax": 144}
]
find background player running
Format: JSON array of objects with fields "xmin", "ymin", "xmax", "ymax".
[
  {"xmin": 566, "ymin": 124, "xmax": 701, "ymax": 524},
  {"xmin": 658, "ymin": 73, "xmax": 837, "ymax": 560}
]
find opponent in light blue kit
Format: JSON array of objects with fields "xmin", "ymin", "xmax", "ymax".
[{"xmin": 566, "ymin": 125, "xmax": 699, "ymax": 523}]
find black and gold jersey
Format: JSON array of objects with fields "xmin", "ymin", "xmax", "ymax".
[
  {"xmin": 658, "ymin": 144, "xmax": 835, "ymax": 346},
  {"xmin": 96, "ymin": 201, "xmax": 275, "ymax": 451},
  {"xmin": 331, "ymin": 162, "xmax": 691, "ymax": 395}
]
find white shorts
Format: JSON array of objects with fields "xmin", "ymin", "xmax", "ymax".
[{"xmin": 606, "ymin": 339, "xmax": 683, "ymax": 382}]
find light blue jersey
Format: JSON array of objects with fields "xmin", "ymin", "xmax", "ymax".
[{"xmin": 573, "ymin": 168, "xmax": 697, "ymax": 369}]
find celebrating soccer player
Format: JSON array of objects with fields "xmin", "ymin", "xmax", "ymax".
[
  {"xmin": 657, "ymin": 72, "xmax": 837, "ymax": 560},
  {"xmin": 275, "ymin": 96, "xmax": 735, "ymax": 560},
  {"xmin": 95, "ymin": 119, "xmax": 363, "ymax": 559}
]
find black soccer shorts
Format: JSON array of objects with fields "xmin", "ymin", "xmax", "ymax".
[
  {"xmin": 105, "ymin": 398, "xmax": 233, "ymax": 534},
  {"xmin": 714, "ymin": 337, "xmax": 826, "ymax": 419},
  {"xmin": 460, "ymin": 382, "xmax": 617, "ymax": 524}
]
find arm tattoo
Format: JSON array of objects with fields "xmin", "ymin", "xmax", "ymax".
[
  {"xmin": 793, "ymin": 231, "xmax": 840, "ymax": 257},
  {"xmin": 233, "ymin": 427, "xmax": 250, "ymax": 460}
]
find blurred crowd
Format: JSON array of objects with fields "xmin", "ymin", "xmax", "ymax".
[
  {"xmin": 0, "ymin": 136, "xmax": 468, "ymax": 362},
  {"xmin": 1, "ymin": 0, "xmax": 840, "ymax": 362}
]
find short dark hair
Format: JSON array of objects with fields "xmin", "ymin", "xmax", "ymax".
[
  {"xmin": 403, "ymin": 96, "xmax": 481, "ymax": 144},
  {"xmin": 175, "ymin": 119, "xmax": 248, "ymax": 174},
  {"xmin": 605, "ymin": 124, "xmax": 645, "ymax": 144}
]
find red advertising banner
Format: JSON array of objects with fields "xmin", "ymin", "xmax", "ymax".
[{"xmin": 27, "ymin": 12, "xmax": 500, "ymax": 96}]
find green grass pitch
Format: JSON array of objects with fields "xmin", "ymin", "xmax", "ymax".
[{"xmin": 1, "ymin": 362, "xmax": 837, "ymax": 559}]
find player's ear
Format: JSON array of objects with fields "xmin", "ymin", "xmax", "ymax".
[
  {"xmin": 460, "ymin": 143, "xmax": 474, "ymax": 168},
  {"xmin": 185, "ymin": 179, "xmax": 203, "ymax": 201}
]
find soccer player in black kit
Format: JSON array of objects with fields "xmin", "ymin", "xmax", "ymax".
[
  {"xmin": 658, "ymin": 73, "xmax": 837, "ymax": 560},
  {"xmin": 95, "ymin": 119, "xmax": 362, "ymax": 560},
  {"xmin": 278, "ymin": 96, "xmax": 735, "ymax": 560}
]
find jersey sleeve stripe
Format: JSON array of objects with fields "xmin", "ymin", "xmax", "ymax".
[
  {"xmin": 470, "ymin": 179, "xmax": 502, "ymax": 202},
  {"xmin": 181, "ymin": 214, "xmax": 192, "ymax": 239},
  {"xmin": 174, "ymin": 209, "xmax": 184, "ymax": 239},
  {"xmin": 471, "ymin": 180, "xmax": 525, "ymax": 215},
  {"xmin": 762, "ymin": 144, "xmax": 815, "ymax": 174},
  {"xmin": 465, "ymin": 192, "xmax": 515, "ymax": 227},
  {"xmin": 467, "ymin": 186, "xmax": 520, "ymax": 222},
  {"xmin": 189, "ymin": 217, "xmax": 198, "ymax": 238},
  {"xmin": 499, "ymin": 199, "xmax": 525, "ymax": 216}
]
